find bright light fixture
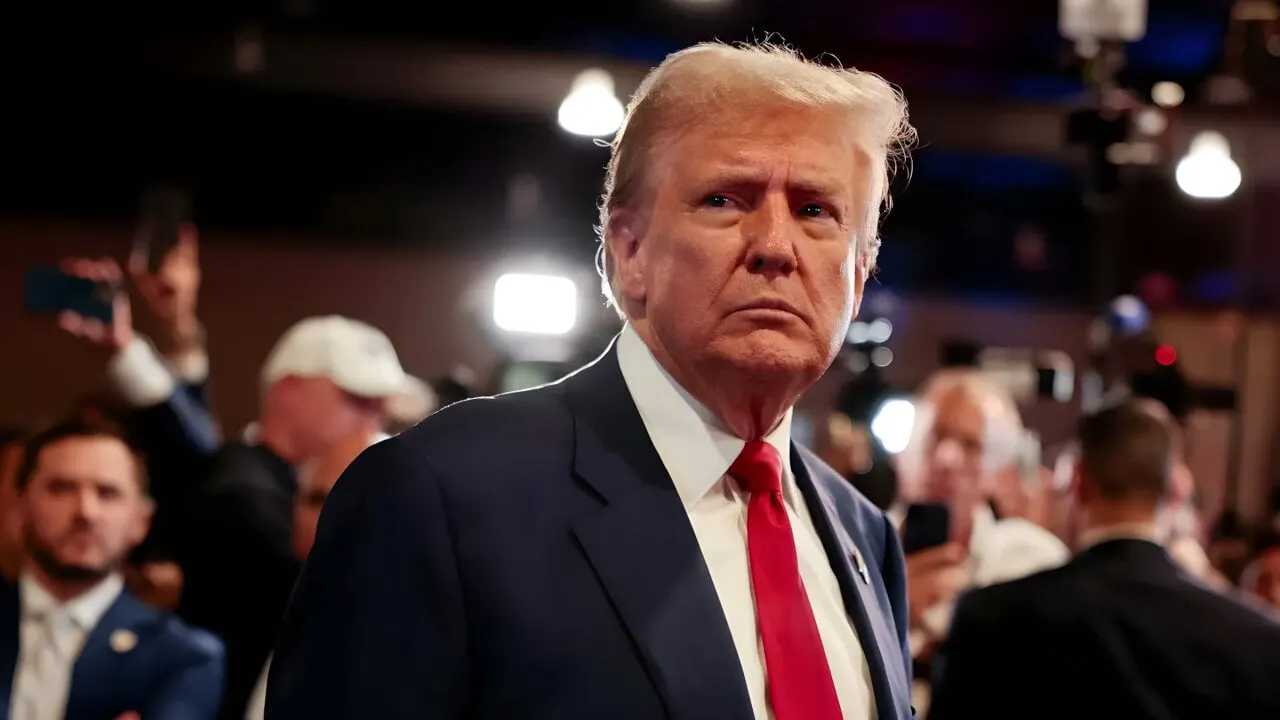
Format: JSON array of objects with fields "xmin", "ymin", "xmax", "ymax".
[
  {"xmin": 870, "ymin": 398, "xmax": 915, "ymax": 454},
  {"xmin": 1151, "ymin": 81, "xmax": 1184, "ymax": 108},
  {"xmin": 1175, "ymin": 131, "xmax": 1241, "ymax": 200},
  {"xmin": 557, "ymin": 69, "xmax": 625, "ymax": 138},
  {"xmin": 493, "ymin": 273, "xmax": 578, "ymax": 335}
]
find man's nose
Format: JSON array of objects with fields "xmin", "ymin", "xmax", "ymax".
[
  {"xmin": 932, "ymin": 437, "xmax": 966, "ymax": 469},
  {"xmin": 74, "ymin": 489, "xmax": 101, "ymax": 520},
  {"xmin": 743, "ymin": 195, "xmax": 798, "ymax": 276}
]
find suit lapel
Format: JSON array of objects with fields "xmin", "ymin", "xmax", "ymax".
[
  {"xmin": 65, "ymin": 592, "xmax": 151, "ymax": 720},
  {"xmin": 564, "ymin": 344, "xmax": 753, "ymax": 720},
  {"xmin": 792, "ymin": 448, "xmax": 912, "ymax": 719},
  {"xmin": 0, "ymin": 583, "xmax": 18, "ymax": 720}
]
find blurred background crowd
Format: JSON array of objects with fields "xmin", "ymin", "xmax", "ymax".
[{"xmin": 2, "ymin": 0, "xmax": 1280, "ymax": 718}]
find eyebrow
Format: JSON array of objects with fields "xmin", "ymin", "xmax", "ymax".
[
  {"xmin": 701, "ymin": 167, "xmax": 846, "ymax": 199},
  {"xmin": 43, "ymin": 475, "xmax": 131, "ymax": 491}
]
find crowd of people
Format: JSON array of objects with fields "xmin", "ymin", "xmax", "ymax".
[
  {"xmin": 1, "ymin": 226, "xmax": 445, "ymax": 718},
  {"xmin": 1, "ymin": 38, "xmax": 1278, "ymax": 720}
]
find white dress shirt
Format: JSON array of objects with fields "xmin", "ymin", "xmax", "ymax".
[
  {"xmin": 245, "ymin": 653, "xmax": 272, "ymax": 720},
  {"xmin": 894, "ymin": 502, "xmax": 1068, "ymax": 656},
  {"xmin": 12, "ymin": 573, "xmax": 124, "ymax": 720},
  {"xmin": 616, "ymin": 326, "xmax": 875, "ymax": 720}
]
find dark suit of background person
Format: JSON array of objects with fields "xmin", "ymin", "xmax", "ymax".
[
  {"xmin": 928, "ymin": 402, "xmax": 1280, "ymax": 720},
  {"xmin": 0, "ymin": 580, "xmax": 224, "ymax": 720}
]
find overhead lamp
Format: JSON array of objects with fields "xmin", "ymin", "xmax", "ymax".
[
  {"xmin": 493, "ymin": 273, "xmax": 578, "ymax": 336},
  {"xmin": 1175, "ymin": 131, "xmax": 1242, "ymax": 200},
  {"xmin": 557, "ymin": 69, "xmax": 625, "ymax": 138},
  {"xmin": 869, "ymin": 398, "xmax": 915, "ymax": 454}
]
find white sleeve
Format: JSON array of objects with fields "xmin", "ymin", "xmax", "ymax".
[
  {"xmin": 105, "ymin": 337, "xmax": 178, "ymax": 409},
  {"xmin": 969, "ymin": 519, "xmax": 1070, "ymax": 588},
  {"xmin": 167, "ymin": 349, "xmax": 210, "ymax": 385}
]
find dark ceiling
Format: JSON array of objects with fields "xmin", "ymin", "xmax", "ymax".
[{"xmin": 0, "ymin": 1, "xmax": 1274, "ymax": 304}]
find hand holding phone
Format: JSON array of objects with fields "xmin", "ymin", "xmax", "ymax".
[
  {"xmin": 902, "ymin": 511, "xmax": 967, "ymax": 626},
  {"xmin": 25, "ymin": 259, "xmax": 134, "ymax": 351},
  {"xmin": 902, "ymin": 502, "xmax": 952, "ymax": 555}
]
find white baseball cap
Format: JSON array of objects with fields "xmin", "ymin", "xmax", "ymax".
[{"xmin": 262, "ymin": 316, "xmax": 414, "ymax": 401}]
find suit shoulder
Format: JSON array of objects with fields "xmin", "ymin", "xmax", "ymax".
[
  {"xmin": 346, "ymin": 385, "xmax": 576, "ymax": 499},
  {"xmin": 153, "ymin": 611, "xmax": 224, "ymax": 663},
  {"xmin": 125, "ymin": 594, "xmax": 224, "ymax": 664},
  {"xmin": 954, "ymin": 560, "xmax": 1077, "ymax": 623},
  {"xmin": 399, "ymin": 384, "xmax": 572, "ymax": 451}
]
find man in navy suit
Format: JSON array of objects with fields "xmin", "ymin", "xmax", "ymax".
[
  {"xmin": 927, "ymin": 402, "xmax": 1280, "ymax": 719},
  {"xmin": 2, "ymin": 418, "xmax": 223, "ymax": 719},
  {"xmin": 269, "ymin": 40, "xmax": 917, "ymax": 720}
]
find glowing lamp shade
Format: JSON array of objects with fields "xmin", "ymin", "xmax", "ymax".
[
  {"xmin": 870, "ymin": 398, "xmax": 916, "ymax": 454},
  {"xmin": 492, "ymin": 273, "xmax": 578, "ymax": 336},
  {"xmin": 557, "ymin": 69, "xmax": 625, "ymax": 138},
  {"xmin": 1175, "ymin": 131, "xmax": 1241, "ymax": 200}
]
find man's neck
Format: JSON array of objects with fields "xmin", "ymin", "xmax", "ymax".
[
  {"xmin": 1076, "ymin": 502, "xmax": 1159, "ymax": 549},
  {"xmin": 633, "ymin": 324, "xmax": 808, "ymax": 440}
]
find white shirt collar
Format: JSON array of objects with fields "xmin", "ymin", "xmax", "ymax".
[
  {"xmin": 616, "ymin": 325, "xmax": 795, "ymax": 510},
  {"xmin": 19, "ymin": 572, "xmax": 124, "ymax": 631},
  {"xmin": 1077, "ymin": 522, "xmax": 1159, "ymax": 552}
]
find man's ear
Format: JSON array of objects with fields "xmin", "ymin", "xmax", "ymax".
[
  {"xmin": 1072, "ymin": 462, "xmax": 1090, "ymax": 504},
  {"xmin": 605, "ymin": 208, "xmax": 646, "ymax": 306},
  {"xmin": 849, "ymin": 244, "xmax": 870, "ymax": 320},
  {"xmin": 128, "ymin": 497, "xmax": 155, "ymax": 548}
]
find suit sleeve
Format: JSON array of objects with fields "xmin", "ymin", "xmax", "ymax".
[
  {"xmin": 879, "ymin": 512, "xmax": 913, "ymax": 683},
  {"xmin": 141, "ymin": 634, "xmax": 226, "ymax": 720},
  {"xmin": 265, "ymin": 436, "xmax": 470, "ymax": 719},
  {"xmin": 924, "ymin": 593, "xmax": 1005, "ymax": 719}
]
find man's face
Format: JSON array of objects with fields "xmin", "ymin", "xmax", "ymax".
[
  {"xmin": 611, "ymin": 103, "xmax": 869, "ymax": 383},
  {"xmin": 920, "ymin": 389, "xmax": 987, "ymax": 510},
  {"xmin": 274, "ymin": 377, "xmax": 380, "ymax": 460},
  {"xmin": 22, "ymin": 436, "xmax": 150, "ymax": 581}
]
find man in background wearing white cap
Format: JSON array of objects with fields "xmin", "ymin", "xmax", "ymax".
[{"xmin": 176, "ymin": 315, "xmax": 426, "ymax": 720}]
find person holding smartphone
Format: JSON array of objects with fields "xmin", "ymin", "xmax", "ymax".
[{"xmin": 893, "ymin": 370, "xmax": 1068, "ymax": 693}]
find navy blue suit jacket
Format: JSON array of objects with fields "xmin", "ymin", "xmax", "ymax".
[
  {"xmin": 0, "ymin": 582, "xmax": 224, "ymax": 720},
  {"xmin": 267, "ymin": 345, "xmax": 914, "ymax": 719}
]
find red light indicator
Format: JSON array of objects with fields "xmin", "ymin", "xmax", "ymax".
[{"xmin": 1155, "ymin": 344, "xmax": 1177, "ymax": 366}]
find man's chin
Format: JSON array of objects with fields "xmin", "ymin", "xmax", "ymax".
[
  {"xmin": 706, "ymin": 332, "xmax": 826, "ymax": 377},
  {"xmin": 32, "ymin": 548, "xmax": 111, "ymax": 583}
]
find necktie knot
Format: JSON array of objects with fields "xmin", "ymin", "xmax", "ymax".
[{"xmin": 730, "ymin": 440, "xmax": 783, "ymax": 496}]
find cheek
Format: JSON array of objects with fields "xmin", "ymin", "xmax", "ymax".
[
  {"xmin": 806, "ymin": 245, "xmax": 858, "ymax": 315},
  {"xmin": 646, "ymin": 230, "xmax": 731, "ymax": 306}
]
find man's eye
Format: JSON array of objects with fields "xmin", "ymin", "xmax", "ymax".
[
  {"xmin": 799, "ymin": 203, "xmax": 828, "ymax": 218},
  {"xmin": 703, "ymin": 194, "xmax": 732, "ymax": 208}
]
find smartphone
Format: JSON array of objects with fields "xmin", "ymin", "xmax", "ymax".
[
  {"xmin": 134, "ymin": 187, "xmax": 190, "ymax": 273},
  {"xmin": 902, "ymin": 502, "xmax": 951, "ymax": 555},
  {"xmin": 23, "ymin": 267, "xmax": 116, "ymax": 324}
]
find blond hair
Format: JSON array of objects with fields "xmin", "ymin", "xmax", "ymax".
[{"xmin": 596, "ymin": 40, "xmax": 916, "ymax": 311}]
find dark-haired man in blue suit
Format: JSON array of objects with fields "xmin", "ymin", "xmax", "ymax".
[
  {"xmin": 3, "ymin": 418, "xmax": 223, "ymax": 720},
  {"xmin": 269, "ymin": 40, "xmax": 916, "ymax": 720}
]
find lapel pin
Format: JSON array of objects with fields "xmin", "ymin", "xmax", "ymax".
[
  {"xmin": 852, "ymin": 548, "xmax": 870, "ymax": 585},
  {"xmin": 109, "ymin": 629, "xmax": 137, "ymax": 654}
]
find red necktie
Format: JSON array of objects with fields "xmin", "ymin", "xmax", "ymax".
[{"xmin": 730, "ymin": 440, "xmax": 843, "ymax": 720}]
